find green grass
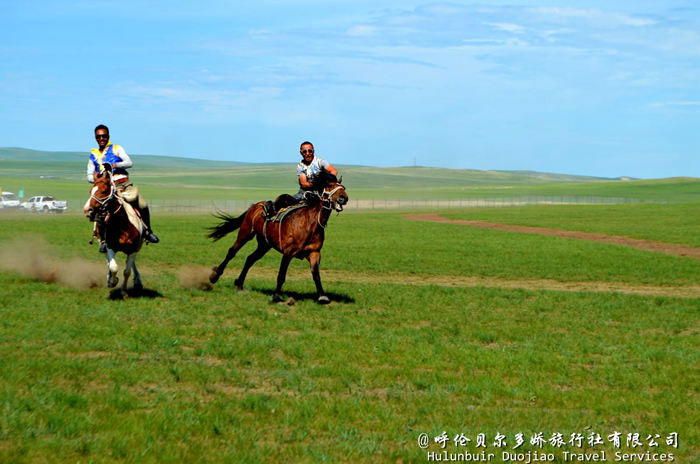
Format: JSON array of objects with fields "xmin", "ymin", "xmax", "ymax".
[
  {"xmin": 2, "ymin": 155, "xmax": 698, "ymax": 462},
  {"xmin": 0, "ymin": 208, "xmax": 698, "ymax": 462},
  {"xmin": 3, "ymin": 212, "xmax": 700, "ymax": 287},
  {"xmin": 0, "ymin": 276, "xmax": 696, "ymax": 462}
]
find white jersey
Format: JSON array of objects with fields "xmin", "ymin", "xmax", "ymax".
[{"xmin": 296, "ymin": 156, "xmax": 329, "ymax": 185}]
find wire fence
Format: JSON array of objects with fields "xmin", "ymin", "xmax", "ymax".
[{"xmin": 149, "ymin": 196, "xmax": 653, "ymax": 214}]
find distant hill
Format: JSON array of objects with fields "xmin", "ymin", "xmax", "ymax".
[
  {"xmin": 0, "ymin": 147, "xmax": 248, "ymax": 168},
  {"xmin": 2, "ymin": 147, "xmax": 698, "ymax": 205},
  {"xmin": 0, "ymin": 147, "xmax": 616, "ymax": 185}
]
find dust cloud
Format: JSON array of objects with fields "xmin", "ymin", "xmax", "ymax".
[
  {"xmin": 0, "ymin": 238, "xmax": 103, "ymax": 289},
  {"xmin": 177, "ymin": 265, "xmax": 213, "ymax": 291}
]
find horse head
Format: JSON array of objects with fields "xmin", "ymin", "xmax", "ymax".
[
  {"xmin": 87, "ymin": 164, "xmax": 116, "ymax": 222},
  {"xmin": 319, "ymin": 174, "xmax": 348, "ymax": 212}
]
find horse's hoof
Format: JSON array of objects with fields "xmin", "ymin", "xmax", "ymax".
[
  {"xmin": 209, "ymin": 267, "xmax": 220, "ymax": 284},
  {"xmin": 317, "ymin": 295, "xmax": 331, "ymax": 305},
  {"xmin": 107, "ymin": 277, "xmax": 119, "ymax": 288},
  {"xmin": 272, "ymin": 293, "xmax": 284, "ymax": 303},
  {"xmin": 133, "ymin": 282, "xmax": 143, "ymax": 292},
  {"xmin": 234, "ymin": 279, "xmax": 244, "ymax": 290}
]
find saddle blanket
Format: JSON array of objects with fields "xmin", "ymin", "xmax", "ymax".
[
  {"xmin": 268, "ymin": 202, "xmax": 307, "ymax": 223},
  {"xmin": 121, "ymin": 198, "xmax": 146, "ymax": 235}
]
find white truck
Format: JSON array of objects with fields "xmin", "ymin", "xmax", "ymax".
[
  {"xmin": 0, "ymin": 192, "xmax": 21, "ymax": 209},
  {"xmin": 21, "ymin": 195, "xmax": 68, "ymax": 213}
]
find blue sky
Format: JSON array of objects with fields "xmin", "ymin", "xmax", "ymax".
[{"xmin": 1, "ymin": 1, "xmax": 698, "ymax": 178}]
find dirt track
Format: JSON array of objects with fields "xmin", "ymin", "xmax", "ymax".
[
  {"xmin": 220, "ymin": 267, "xmax": 700, "ymax": 299},
  {"xmin": 404, "ymin": 213, "xmax": 700, "ymax": 260}
]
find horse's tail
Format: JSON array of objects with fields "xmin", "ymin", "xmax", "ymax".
[{"xmin": 208, "ymin": 210, "xmax": 246, "ymax": 241}]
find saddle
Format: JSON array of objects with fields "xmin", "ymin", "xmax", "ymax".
[{"xmin": 265, "ymin": 202, "xmax": 307, "ymax": 223}]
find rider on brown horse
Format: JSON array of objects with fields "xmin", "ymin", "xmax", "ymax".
[
  {"xmin": 83, "ymin": 124, "xmax": 159, "ymax": 252},
  {"xmin": 264, "ymin": 141, "xmax": 339, "ymax": 218},
  {"xmin": 209, "ymin": 167, "xmax": 348, "ymax": 303}
]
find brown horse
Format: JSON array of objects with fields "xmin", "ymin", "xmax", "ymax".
[
  {"xmin": 208, "ymin": 175, "xmax": 348, "ymax": 303},
  {"xmin": 87, "ymin": 165, "xmax": 145, "ymax": 291}
]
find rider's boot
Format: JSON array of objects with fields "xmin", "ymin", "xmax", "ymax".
[
  {"xmin": 140, "ymin": 206, "xmax": 160, "ymax": 243},
  {"xmin": 95, "ymin": 223, "xmax": 107, "ymax": 253}
]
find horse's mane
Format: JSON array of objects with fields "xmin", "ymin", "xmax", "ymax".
[{"xmin": 312, "ymin": 170, "xmax": 338, "ymax": 192}]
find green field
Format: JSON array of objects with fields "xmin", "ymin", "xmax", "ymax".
[{"xmin": 0, "ymin": 151, "xmax": 698, "ymax": 462}]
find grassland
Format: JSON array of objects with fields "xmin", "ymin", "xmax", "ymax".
[
  {"xmin": 0, "ymin": 149, "xmax": 698, "ymax": 462},
  {"xmin": 1, "ymin": 204, "xmax": 698, "ymax": 462}
]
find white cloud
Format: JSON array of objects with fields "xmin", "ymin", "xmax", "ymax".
[
  {"xmin": 535, "ymin": 7, "xmax": 657, "ymax": 27},
  {"xmin": 249, "ymin": 29, "xmax": 273, "ymax": 38},
  {"xmin": 347, "ymin": 25, "xmax": 376, "ymax": 36},
  {"xmin": 115, "ymin": 83, "xmax": 284, "ymax": 109},
  {"xmin": 484, "ymin": 22, "xmax": 525, "ymax": 34}
]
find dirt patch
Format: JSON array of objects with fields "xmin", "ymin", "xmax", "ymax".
[
  {"xmin": 404, "ymin": 213, "xmax": 700, "ymax": 260},
  {"xmin": 216, "ymin": 267, "xmax": 700, "ymax": 299}
]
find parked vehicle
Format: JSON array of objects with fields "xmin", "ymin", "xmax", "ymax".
[
  {"xmin": 0, "ymin": 192, "xmax": 21, "ymax": 209},
  {"xmin": 21, "ymin": 196, "xmax": 68, "ymax": 213}
]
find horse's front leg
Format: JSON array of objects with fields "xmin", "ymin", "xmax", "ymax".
[
  {"xmin": 106, "ymin": 248, "xmax": 119, "ymax": 288},
  {"xmin": 272, "ymin": 255, "xmax": 293, "ymax": 303},
  {"xmin": 307, "ymin": 251, "xmax": 329, "ymax": 304}
]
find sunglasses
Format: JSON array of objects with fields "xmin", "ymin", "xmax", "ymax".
[
  {"xmin": 95, "ymin": 134, "xmax": 109, "ymax": 139},
  {"xmin": 301, "ymin": 149, "xmax": 314, "ymax": 154}
]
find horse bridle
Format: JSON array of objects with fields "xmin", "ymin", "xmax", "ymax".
[
  {"xmin": 89, "ymin": 178, "xmax": 118, "ymax": 221},
  {"xmin": 314, "ymin": 183, "xmax": 347, "ymax": 229},
  {"xmin": 320, "ymin": 184, "xmax": 347, "ymax": 211}
]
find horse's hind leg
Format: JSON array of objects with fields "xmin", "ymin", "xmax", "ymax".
[
  {"xmin": 234, "ymin": 237, "xmax": 271, "ymax": 290},
  {"xmin": 131, "ymin": 260, "xmax": 142, "ymax": 290},
  {"xmin": 307, "ymin": 251, "xmax": 329, "ymax": 304},
  {"xmin": 122, "ymin": 253, "xmax": 137, "ymax": 292},
  {"xmin": 210, "ymin": 230, "xmax": 254, "ymax": 284},
  {"xmin": 272, "ymin": 255, "xmax": 293, "ymax": 303},
  {"xmin": 106, "ymin": 249, "xmax": 119, "ymax": 288}
]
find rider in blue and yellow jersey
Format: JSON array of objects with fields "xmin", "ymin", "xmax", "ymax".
[{"xmin": 84, "ymin": 124, "xmax": 159, "ymax": 250}]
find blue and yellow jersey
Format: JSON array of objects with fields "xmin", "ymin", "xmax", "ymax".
[{"xmin": 87, "ymin": 142, "xmax": 131, "ymax": 182}]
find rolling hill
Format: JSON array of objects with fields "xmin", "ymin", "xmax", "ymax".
[{"xmin": 1, "ymin": 147, "xmax": 699, "ymax": 207}]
